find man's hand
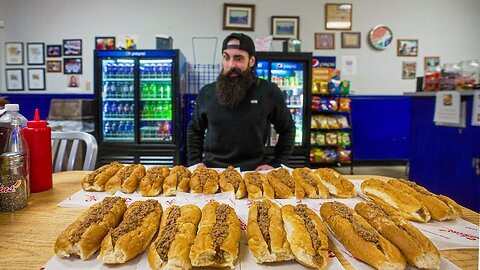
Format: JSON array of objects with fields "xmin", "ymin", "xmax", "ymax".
[{"xmin": 255, "ymin": 164, "xmax": 274, "ymax": 171}]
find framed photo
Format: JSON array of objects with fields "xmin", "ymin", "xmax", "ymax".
[
  {"xmin": 46, "ymin": 44, "xmax": 62, "ymax": 57},
  {"xmin": 397, "ymin": 39, "xmax": 418, "ymax": 57},
  {"xmin": 424, "ymin": 56, "xmax": 440, "ymax": 71},
  {"xmin": 315, "ymin": 32, "xmax": 335, "ymax": 50},
  {"xmin": 271, "ymin": 16, "xmax": 300, "ymax": 40},
  {"xmin": 47, "ymin": 60, "xmax": 62, "ymax": 72},
  {"xmin": 341, "ymin": 32, "xmax": 361, "ymax": 48},
  {"xmin": 27, "ymin": 43, "xmax": 45, "ymax": 65},
  {"xmin": 402, "ymin": 61, "xmax": 417, "ymax": 80},
  {"xmin": 325, "ymin": 3, "xmax": 352, "ymax": 30},
  {"xmin": 27, "ymin": 68, "xmax": 46, "ymax": 90},
  {"xmin": 223, "ymin": 3, "xmax": 255, "ymax": 31},
  {"xmin": 5, "ymin": 69, "xmax": 24, "ymax": 91},
  {"xmin": 5, "ymin": 42, "xmax": 24, "ymax": 65},
  {"xmin": 63, "ymin": 58, "xmax": 82, "ymax": 74},
  {"xmin": 95, "ymin": 36, "xmax": 116, "ymax": 50},
  {"xmin": 63, "ymin": 39, "xmax": 82, "ymax": 56}
]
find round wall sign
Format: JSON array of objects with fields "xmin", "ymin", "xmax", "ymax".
[{"xmin": 369, "ymin": 25, "xmax": 393, "ymax": 50}]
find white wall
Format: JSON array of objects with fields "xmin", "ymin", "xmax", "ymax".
[{"xmin": 0, "ymin": 0, "xmax": 479, "ymax": 95}]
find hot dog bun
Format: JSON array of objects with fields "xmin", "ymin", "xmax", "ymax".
[
  {"xmin": 105, "ymin": 164, "xmax": 146, "ymax": 194},
  {"xmin": 247, "ymin": 200, "xmax": 294, "ymax": 263},
  {"xmin": 54, "ymin": 197, "xmax": 127, "ymax": 260},
  {"xmin": 267, "ymin": 168, "xmax": 304, "ymax": 199},
  {"xmin": 82, "ymin": 162, "xmax": 124, "ymax": 191},
  {"xmin": 163, "ymin": 165, "xmax": 191, "ymax": 196},
  {"xmin": 244, "ymin": 171, "xmax": 274, "ymax": 199},
  {"xmin": 355, "ymin": 202, "xmax": 441, "ymax": 269},
  {"xmin": 219, "ymin": 166, "xmax": 246, "ymax": 199},
  {"xmin": 361, "ymin": 178, "xmax": 431, "ymax": 222},
  {"xmin": 282, "ymin": 204, "xmax": 329, "ymax": 269},
  {"xmin": 388, "ymin": 179, "xmax": 460, "ymax": 221},
  {"xmin": 139, "ymin": 166, "xmax": 170, "ymax": 196},
  {"xmin": 314, "ymin": 168, "xmax": 356, "ymax": 198},
  {"xmin": 320, "ymin": 201, "xmax": 406, "ymax": 270},
  {"xmin": 189, "ymin": 166, "xmax": 219, "ymax": 194},
  {"xmin": 148, "ymin": 204, "xmax": 202, "ymax": 270},
  {"xmin": 292, "ymin": 168, "xmax": 330, "ymax": 199},
  {"xmin": 189, "ymin": 202, "xmax": 241, "ymax": 269},
  {"xmin": 98, "ymin": 199, "xmax": 163, "ymax": 264}
]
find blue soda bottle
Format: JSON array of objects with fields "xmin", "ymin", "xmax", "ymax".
[
  {"xmin": 110, "ymin": 102, "xmax": 117, "ymax": 119},
  {"xmin": 111, "ymin": 121, "xmax": 118, "ymax": 137},
  {"xmin": 104, "ymin": 121, "xmax": 112, "ymax": 137},
  {"xmin": 103, "ymin": 102, "xmax": 110, "ymax": 118},
  {"xmin": 128, "ymin": 82, "xmax": 134, "ymax": 98},
  {"xmin": 117, "ymin": 121, "xmax": 125, "ymax": 138}
]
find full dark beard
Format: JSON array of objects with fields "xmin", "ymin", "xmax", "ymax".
[{"xmin": 216, "ymin": 68, "xmax": 256, "ymax": 109}]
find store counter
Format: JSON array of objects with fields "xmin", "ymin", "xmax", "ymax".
[
  {"xmin": 0, "ymin": 171, "xmax": 478, "ymax": 269},
  {"xmin": 404, "ymin": 90, "xmax": 480, "ymax": 211}
]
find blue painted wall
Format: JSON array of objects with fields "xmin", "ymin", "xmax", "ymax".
[{"xmin": 349, "ymin": 96, "xmax": 411, "ymax": 161}]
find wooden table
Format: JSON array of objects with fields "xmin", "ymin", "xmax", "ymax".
[{"xmin": 0, "ymin": 171, "xmax": 478, "ymax": 269}]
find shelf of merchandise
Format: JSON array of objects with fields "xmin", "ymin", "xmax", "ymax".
[{"xmin": 310, "ymin": 94, "xmax": 353, "ymax": 174}]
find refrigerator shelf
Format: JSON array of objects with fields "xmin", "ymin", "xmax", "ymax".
[
  {"xmin": 287, "ymin": 104, "xmax": 303, "ymax": 109},
  {"xmin": 278, "ymin": 85, "xmax": 304, "ymax": 91},
  {"xmin": 104, "ymin": 98, "xmax": 134, "ymax": 101},
  {"xmin": 103, "ymin": 137, "xmax": 134, "ymax": 141},
  {"xmin": 140, "ymin": 98, "xmax": 171, "ymax": 101},
  {"xmin": 141, "ymin": 78, "xmax": 172, "ymax": 82},
  {"xmin": 141, "ymin": 118, "xmax": 172, "ymax": 121},
  {"xmin": 103, "ymin": 117, "xmax": 135, "ymax": 121},
  {"xmin": 103, "ymin": 78, "xmax": 134, "ymax": 82}
]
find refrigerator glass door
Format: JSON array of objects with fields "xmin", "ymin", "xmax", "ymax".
[
  {"xmin": 101, "ymin": 58, "xmax": 135, "ymax": 142},
  {"xmin": 270, "ymin": 61, "xmax": 304, "ymax": 146},
  {"xmin": 139, "ymin": 59, "xmax": 173, "ymax": 143}
]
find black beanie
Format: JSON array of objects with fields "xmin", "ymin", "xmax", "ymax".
[{"xmin": 222, "ymin": 33, "xmax": 256, "ymax": 56}]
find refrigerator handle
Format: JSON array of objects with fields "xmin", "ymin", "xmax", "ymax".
[{"xmin": 192, "ymin": 37, "xmax": 218, "ymax": 65}]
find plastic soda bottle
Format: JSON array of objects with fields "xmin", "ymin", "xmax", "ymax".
[
  {"xmin": 23, "ymin": 109, "xmax": 52, "ymax": 193},
  {"xmin": 165, "ymin": 83, "xmax": 172, "ymax": 99},
  {"xmin": 149, "ymin": 82, "xmax": 157, "ymax": 98}
]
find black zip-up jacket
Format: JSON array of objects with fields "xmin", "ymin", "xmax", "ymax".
[{"xmin": 187, "ymin": 79, "xmax": 295, "ymax": 171}]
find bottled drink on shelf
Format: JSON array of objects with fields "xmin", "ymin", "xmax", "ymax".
[
  {"xmin": 117, "ymin": 103, "xmax": 124, "ymax": 118},
  {"xmin": 128, "ymin": 82, "xmax": 134, "ymax": 98},
  {"xmin": 111, "ymin": 121, "xmax": 118, "ymax": 137},
  {"xmin": 149, "ymin": 83, "xmax": 157, "ymax": 98},
  {"xmin": 164, "ymin": 84, "xmax": 172, "ymax": 99},
  {"xmin": 110, "ymin": 102, "xmax": 117, "ymax": 118},
  {"xmin": 117, "ymin": 121, "xmax": 125, "ymax": 137},
  {"xmin": 142, "ymin": 82, "xmax": 149, "ymax": 98},
  {"xmin": 104, "ymin": 121, "xmax": 112, "ymax": 137},
  {"xmin": 103, "ymin": 102, "xmax": 110, "ymax": 118}
]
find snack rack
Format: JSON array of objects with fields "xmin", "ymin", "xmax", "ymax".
[{"xmin": 309, "ymin": 69, "xmax": 354, "ymax": 173}]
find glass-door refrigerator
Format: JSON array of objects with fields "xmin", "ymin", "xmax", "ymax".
[
  {"xmin": 255, "ymin": 52, "xmax": 312, "ymax": 167},
  {"xmin": 94, "ymin": 50, "xmax": 187, "ymax": 167}
]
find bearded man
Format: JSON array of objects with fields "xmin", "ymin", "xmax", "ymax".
[{"xmin": 187, "ymin": 33, "xmax": 294, "ymax": 171}]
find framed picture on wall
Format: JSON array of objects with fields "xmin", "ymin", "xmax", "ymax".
[
  {"xmin": 341, "ymin": 32, "xmax": 361, "ymax": 48},
  {"xmin": 64, "ymin": 58, "xmax": 82, "ymax": 74},
  {"xmin": 325, "ymin": 3, "xmax": 352, "ymax": 30},
  {"xmin": 397, "ymin": 39, "xmax": 418, "ymax": 57},
  {"xmin": 95, "ymin": 36, "xmax": 116, "ymax": 50},
  {"xmin": 27, "ymin": 43, "xmax": 45, "ymax": 65},
  {"xmin": 5, "ymin": 42, "xmax": 24, "ymax": 65},
  {"xmin": 271, "ymin": 16, "xmax": 300, "ymax": 40},
  {"xmin": 46, "ymin": 44, "xmax": 62, "ymax": 57},
  {"xmin": 47, "ymin": 60, "xmax": 62, "ymax": 72},
  {"xmin": 424, "ymin": 56, "xmax": 440, "ymax": 71},
  {"xmin": 63, "ymin": 39, "xmax": 82, "ymax": 56},
  {"xmin": 223, "ymin": 3, "xmax": 255, "ymax": 31},
  {"xmin": 402, "ymin": 61, "xmax": 417, "ymax": 80},
  {"xmin": 5, "ymin": 69, "xmax": 24, "ymax": 91},
  {"xmin": 315, "ymin": 32, "xmax": 335, "ymax": 49},
  {"xmin": 27, "ymin": 68, "xmax": 46, "ymax": 90}
]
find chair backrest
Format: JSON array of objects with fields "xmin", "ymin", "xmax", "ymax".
[{"xmin": 51, "ymin": 131, "xmax": 98, "ymax": 172}]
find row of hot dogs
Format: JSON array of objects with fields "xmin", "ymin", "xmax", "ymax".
[
  {"xmin": 81, "ymin": 162, "xmax": 356, "ymax": 199},
  {"xmin": 54, "ymin": 196, "xmax": 445, "ymax": 269}
]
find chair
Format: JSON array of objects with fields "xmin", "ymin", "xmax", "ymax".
[{"xmin": 51, "ymin": 131, "xmax": 98, "ymax": 172}]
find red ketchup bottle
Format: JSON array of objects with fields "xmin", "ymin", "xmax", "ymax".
[{"xmin": 23, "ymin": 109, "xmax": 52, "ymax": 192}]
